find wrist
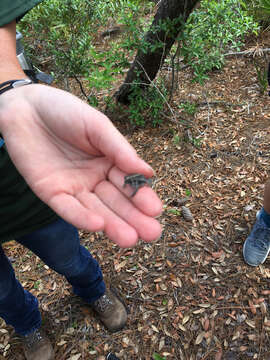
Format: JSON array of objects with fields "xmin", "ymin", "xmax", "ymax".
[
  {"xmin": 0, "ymin": 81, "xmax": 29, "ymax": 134},
  {"xmin": 0, "ymin": 79, "xmax": 33, "ymax": 95},
  {"xmin": 0, "ymin": 96, "xmax": 10, "ymax": 133}
]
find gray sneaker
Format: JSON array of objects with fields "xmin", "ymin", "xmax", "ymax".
[
  {"xmin": 243, "ymin": 210, "xmax": 270, "ymax": 266},
  {"xmin": 91, "ymin": 289, "xmax": 127, "ymax": 332},
  {"xmin": 20, "ymin": 328, "xmax": 54, "ymax": 360}
]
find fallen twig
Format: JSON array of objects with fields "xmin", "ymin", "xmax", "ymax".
[
  {"xmin": 197, "ymin": 100, "xmax": 247, "ymax": 107},
  {"xmin": 225, "ymin": 48, "xmax": 270, "ymax": 57}
]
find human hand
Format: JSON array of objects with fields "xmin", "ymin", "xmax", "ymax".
[{"xmin": 0, "ymin": 85, "xmax": 162, "ymax": 247}]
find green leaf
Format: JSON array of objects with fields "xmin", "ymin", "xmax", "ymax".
[
  {"xmin": 162, "ymin": 298, "xmax": 168, "ymax": 305},
  {"xmin": 168, "ymin": 209, "xmax": 181, "ymax": 216},
  {"xmin": 185, "ymin": 189, "xmax": 191, "ymax": 197},
  {"xmin": 153, "ymin": 353, "xmax": 166, "ymax": 360}
]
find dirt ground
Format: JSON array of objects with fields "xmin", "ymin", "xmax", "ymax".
[{"xmin": 1, "ymin": 31, "xmax": 270, "ymax": 360}]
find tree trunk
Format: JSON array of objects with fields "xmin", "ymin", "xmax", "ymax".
[{"xmin": 114, "ymin": 0, "xmax": 200, "ymax": 104}]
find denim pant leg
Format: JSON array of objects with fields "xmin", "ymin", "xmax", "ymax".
[
  {"xmin": 16, "ymin": 218, "xmax": 106, "ymax": 304},
  {"xmin": 0, "ymin": 245, "xmax": 41, "ymax": 336}
]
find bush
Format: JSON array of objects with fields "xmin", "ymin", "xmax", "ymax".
[
  {"xmin": 178, "ymin": 0, "xmax": 259, "ymax": 83},
  {"xmin": 240, "ymin": 0, "xmax": 270, "ymax": 26},
  {"xmin": 19, "ymin": 0, "xmax": 153, "ymax": 102},
  {"xmin": 126, "ymin": 79, "xmax": 168, "ymax": 127}
]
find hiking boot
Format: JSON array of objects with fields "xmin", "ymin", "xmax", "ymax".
[
  {"xmin": 243, "ymin": 210, "xmax": 270, "ymax": 266},
  {"xmin": 91, "ymin": 289, "xmax": 127, "ymax": 332},
  {"xmin": 20, "ymin": 328, "xmax": 54, "ymax": 360}
]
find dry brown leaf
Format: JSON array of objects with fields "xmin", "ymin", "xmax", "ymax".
[
  {"xmin": 246, "ymin": 319, "xmax": 256, "ymax": 328},
  {"xmin": 215, "ymin": 348, "xmax": 223, "ymax": 360},
  {"xmin": 67, "ymin": 355, "xmax": 81, "ymax": 360},
  {"xmin": 159, "ymin": 338, "xmax": 165, "ymax": 351},
  {"xmin": 264, "ymin": 320, "xmax": 270, "ymax": 327},
  {"xmin": 240, "ymin": 346, "xmax": 248, "ymax": 352},
  {"xmin": 211, "ymin": 250, "xmax": 224, "ymax": 259},
  {"xmin": 203, "ymin": 318, "xmax": 210, "ymax": 331},
  {"xmin": 261, "ymin": 290, "xmax": 270, "ymax": 295},
  {"xmin": 114, "ymin": 260, "xmax": 127, "ymax": 271},
  {"xmin": 248, "ymin": 300, "xmax": 256, "ymax": 315},
  {"xmin": 152, "ymin": 325, "xmax": 159, "ymax": 333},
  {"xmin": 182, "ymin": 315, "xmax": 190, "ymax": 325},
  {"xmin": 260, "ymin": 302, "xmax": 267, "ymax": 315},
  {"xmin": 193, "ymin": 309, "xmax": 206, "ymax": 314},
  {"xmin": 167, "ymin": 298, "xmax": 174, "ymax": 311},
  {"xmin": 178, "ymin": 324, "xmax": 186, "ymax": 332},
  {"xmin": 195, "ymin": 332, "xmax": 205, "ymax": 345},
  {"xmin": 232, "ymin": 330, "xmax": 240, "ymax": 341},
  {"xmin": 199, "ymin": 303, "xmax": 211, "ymax": 308},
  {"xmin": 57, "ymin": 340, "xmax": 67, "ymax": 346}
]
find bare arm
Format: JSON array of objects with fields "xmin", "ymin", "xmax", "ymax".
[{"xmin": 0, "ymin": 21, "xmax": 26, "ymax": 83}]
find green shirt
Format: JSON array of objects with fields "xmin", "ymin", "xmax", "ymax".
[
  {"xmin": 0, "ymin": 0, "xmax": 59, "ymax": 243},
  {"xmin": 0, "ymin": 146, "xmax": 58, "ymax": 242},
  {"xmin": 0, "ymin": 0, "xmax": 42, "ymax": 26}
]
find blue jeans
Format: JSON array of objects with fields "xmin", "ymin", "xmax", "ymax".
[{"xmin": 0, "ymin": 219, "xmax": 105, "ymax": 335}]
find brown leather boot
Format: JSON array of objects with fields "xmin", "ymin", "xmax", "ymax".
[
  {"xmin": 91, "ymin": 289, "xmax": 127, "ymax": 332},
  {"xmin": 20, "ymin": 328, "xmax": 54, "ymax": 360}
]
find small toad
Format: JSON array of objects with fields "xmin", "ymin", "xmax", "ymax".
[{"xmin": 123, "ymin": 173, "xmax": 152, "ymax": 197}]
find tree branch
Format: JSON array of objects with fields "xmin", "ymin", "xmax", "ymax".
[{"xmin": 225, "ymin": 48, "xmax": 270, "ymax": 57}]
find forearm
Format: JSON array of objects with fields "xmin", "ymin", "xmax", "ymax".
[
  {"xmin": 0, "ymin": 20, "xmax": 26, "ymax": 83},
  {"xmin": 0, "ymin": 21, "xmax": 29, "ymax": 133}
]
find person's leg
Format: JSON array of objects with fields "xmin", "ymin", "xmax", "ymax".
[
  {"xmin": 0, "ymin": 244, "xmax": 54, "ymax": 360},
  {"xmin": 0, "ymin": 245, "xmax": 41, "ymax": 335},
  {"xmin": 243, "ymin": 180, "xmax": 270, "ymax": 266},
  {"xmin": 16, "ymin": 218, "xmax": 105, "ymax": 303},
  {"xmin": 17, "ymin": 218, "xmax": 127, "ymax": 331}
]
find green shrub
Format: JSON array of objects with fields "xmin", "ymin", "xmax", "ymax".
[
  {"xmin": 19, "ymin": 0, "xmax": 153, "ymax": 100},
  {"xmin": 126, "ymin": 78, "xmax": 168, "ymax": 127},
  {"xmin": 261, "ymin": 0, "xmax": 270, "ymax": 13},
  {"xmin": 19, "ymin": 1, "xmax": 97, "ymax": 79},
  {"xmin": 179, "ymin": 0, "xmax": 259, "ymax": 83},
  {"xmin": 240, "ymin": 0, "xmax": 270, "ymax": 25}
]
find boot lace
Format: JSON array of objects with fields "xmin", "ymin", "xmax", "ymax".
[
  {"xmin": 23, "ymin": 330, "xmax": 43, "ymax": 349},
  {"xmin": 94, "ymin": 294, "xmax": 113, "ymax": 313},
  {"xmin": 251, "ymin": 222, "xmax": 270, "ymax": 251}
]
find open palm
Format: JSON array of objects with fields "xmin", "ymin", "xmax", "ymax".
[{"xmin": 0, "ymin": 85, "xmax": 162, "ymax": 247}]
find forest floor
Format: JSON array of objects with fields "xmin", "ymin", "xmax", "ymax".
[{"xmin": 1, "ymin": 30, "xmax": 270, "ymax": 360}]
